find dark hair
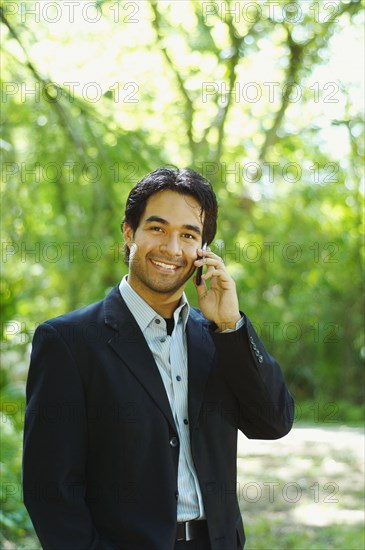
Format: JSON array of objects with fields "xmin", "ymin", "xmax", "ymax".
[{"xmin": 122, "ymin": 167, "xmax": 218, "ymax": 261}]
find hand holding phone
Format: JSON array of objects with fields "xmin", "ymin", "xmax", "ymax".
[{"xmin": 196, "ymin": 242, "xmax": 207, "ymax": 285}]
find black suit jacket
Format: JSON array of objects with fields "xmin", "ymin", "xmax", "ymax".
[{"xmin": 23, "ymin": 285, "xmax": 294, "ymax": 550}]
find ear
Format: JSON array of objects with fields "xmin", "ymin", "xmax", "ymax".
[{"xmin": 123, "ymin": 221, "xmax": 134, "ymax": 245}]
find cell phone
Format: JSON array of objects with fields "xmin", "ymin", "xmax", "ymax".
[{"xmin": 196, "ymin": 242, "xmax": 207, "ymax": 285}]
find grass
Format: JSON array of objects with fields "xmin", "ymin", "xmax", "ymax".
[{"xmin": 244, "ymin": 521, "xmax": 364, "ymax": 550}]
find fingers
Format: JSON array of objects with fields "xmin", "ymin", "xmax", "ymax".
[
  {"xmin": 196, "ymin": 247, "xmax": 222, "ymax": 259},
  {"xmin": 201, "ymin": 267, "xmax": 230, "ymax": 283},
  {"xmin": 194, "ymin": 260, "xmax": 227, "ymax": 279},
  {"xmin": 195, "ymin": 248, "xmax": 225, "ymax": 269},
  {"xmin": 195, "ymin": 258, "xmax": 224, "ymax": 269},
  {"xmin": 195, "ymin": 249, "xmax": 227, "ymax": 281},
  {"xmin": 194, "ymin": 247, "xmax": 234, "ymax": 289}
]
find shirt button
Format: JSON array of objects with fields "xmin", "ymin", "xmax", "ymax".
[
  {"xmin": 183, "ymin": 419, "xmax": 189, "ymax": 425},
  {"xmin": 170, "ymin": 437, "xmax": 179, "ymax": 448},
  {"xmin": 160, "ymin": 337, "xmax": 166, "ymax": 343},
  {"xmin": 155, "ymin": 319, "xmax": 161, "ymax": 324},
  {"xmin": 176, "ymin": 375, "xmax": 182, "ymax": 381}
]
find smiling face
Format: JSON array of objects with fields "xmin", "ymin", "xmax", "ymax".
[{"xmin": 123, "ymin": 190, "xmax": 204, "ymax": 308}]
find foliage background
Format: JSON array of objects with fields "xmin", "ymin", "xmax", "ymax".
[{"xmin": 1, "ymin": 0, "xmax": 364, "ymax": 547}]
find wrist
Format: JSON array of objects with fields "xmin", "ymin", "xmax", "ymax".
[{"xmin": 215, "ymin": 314, "xmax": 241, "ymax": 332}]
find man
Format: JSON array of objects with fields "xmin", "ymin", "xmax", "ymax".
[{"xmin": 23, "ymin": 167, "xmax": 294, "ymax": 550}]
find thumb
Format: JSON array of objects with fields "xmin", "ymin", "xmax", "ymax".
[{"xmin": 194, "ymin": 276, "xmax": 208, "ymax": 299}]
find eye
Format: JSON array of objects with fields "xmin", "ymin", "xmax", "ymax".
[
  {"xmin": 182, "ymin": 233, "xmax": 196, "ymax": 240},
  {"xmin": 150, "ymin": 226, "xmax": 163, "ymax": 232}
]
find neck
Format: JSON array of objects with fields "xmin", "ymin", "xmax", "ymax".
[
  {"xmin": 147, "ymin": 299, "xmax": 180, "ymax": 319},
  {"xmin": 127, "ymin": 276, "xmax": 183, "ymax": 318}
]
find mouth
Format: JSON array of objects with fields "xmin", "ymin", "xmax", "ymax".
[{"xmin": 150, "ymin": 259, "xmax": 182, "ymax": 273}]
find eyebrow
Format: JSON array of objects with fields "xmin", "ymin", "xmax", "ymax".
[{"xmin": 144, "ymin": 215, "xmax": 202, "ymax": 236}]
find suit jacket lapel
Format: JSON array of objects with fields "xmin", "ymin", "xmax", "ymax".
[
  {"xmin": 186, "ymin": 310, "xmax": 216, "ymax": 431},
  {"xmin": 104, "ymin": 286, "xmax": 176, "ymax": 431}
]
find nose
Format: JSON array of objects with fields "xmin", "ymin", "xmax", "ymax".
[{"xmin": 159, "ymin": 234, "xmax": 182, "ymax": 257}]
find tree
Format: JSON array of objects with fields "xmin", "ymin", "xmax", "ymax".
[{"xmin": 1, "ymin": 0, "xmax": 363, "ymax": 545}]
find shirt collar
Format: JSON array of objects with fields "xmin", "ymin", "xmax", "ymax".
[{"xmin": 119, "ymin": 275, "xmax": 190, "ymax": 334}]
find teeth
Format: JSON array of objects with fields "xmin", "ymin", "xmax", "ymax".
[{"xmin": 152, "ymin": 261, "xmax": 177, "ymax": 270}]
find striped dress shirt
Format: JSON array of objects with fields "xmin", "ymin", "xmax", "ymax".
[{"xmin": 119, "ymin": 276, "xmax": 205, "ymax": 521}]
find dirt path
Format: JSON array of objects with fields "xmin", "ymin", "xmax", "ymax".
[{"xmin": 236, "ymin": 425, "xmax": 364, "ymax": 549}]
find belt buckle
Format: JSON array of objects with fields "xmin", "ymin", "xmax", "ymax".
[
  {"xmin": 177, "ymin": 521, "xmax": 194, "ymax": 542},
  {"xmin": 185, "ymin": 520, "xmax": 194, "ymax": 541}
]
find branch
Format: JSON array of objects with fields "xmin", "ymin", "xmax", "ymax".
[
  {"xmin": 200, "ymin": 1, "xmax": 262, "ymax": 164},
  {"xmin": 258, "ymin": 26, "xmax": 313, "ymax": 162},
  {"xmin": 211, "ymin": 3, "xmax": 240, "ymax": 164},
  {"xmin": 148, "ymin": 0, "xmax": 196, "ymax": 160},
  {"xmin": 259, "ymin": 0, "xmax": 363, "ymax": 161},
  {"xmin": 1, "ymin": 6, "xmax": 86, "ymax": 156}
]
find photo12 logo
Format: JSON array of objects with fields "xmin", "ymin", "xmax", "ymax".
[
  {"xmin": 201, "ymin": 2, "xmax": 340, "ymax": 24},
  {"xmin": 1, "ymin": 1, "xmax": 140, "ymax": 24},
  {"xmin": 201, "ymin": 81, "xmax": 341, "ymax": 105},
  {"xmin": 1, "ymin": 81, "xmax": 140, "ymax": 104}
]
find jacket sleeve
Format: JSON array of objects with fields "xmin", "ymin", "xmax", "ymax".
[
  {"xmin": 23, "ymin": 322, "xmax": 113, "ymax": 550},
  {"xmin": 210, "ymin": 314, "xmax": 294, "ymax": 439}
]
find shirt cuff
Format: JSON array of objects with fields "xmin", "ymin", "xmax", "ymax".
[{"xmin": 215, "ymin": 315, "xmax": 245, "ymax": 333}]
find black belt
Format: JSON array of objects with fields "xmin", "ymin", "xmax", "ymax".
[{"xmin": 176, "ymin": 519, "xmax": 207, "ymax": 542}]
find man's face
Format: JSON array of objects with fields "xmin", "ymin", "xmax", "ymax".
[{"xmin": 123, "ymin": 190, "xmax": 204, "ymax": 299}]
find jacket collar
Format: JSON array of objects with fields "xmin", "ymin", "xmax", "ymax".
[{"xmin": 104, "ymin": 285, "xmax": 215, "ymax": 433}]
